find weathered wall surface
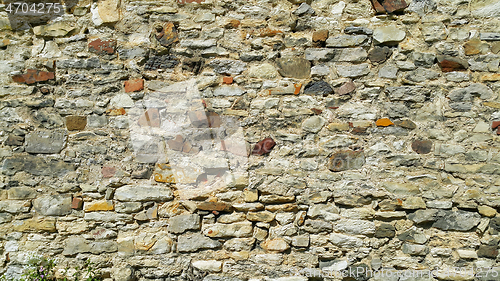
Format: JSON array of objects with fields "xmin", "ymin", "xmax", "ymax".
[{"xmin": 2, "ymin": 0, "xmax": 500, "ymax": 280}]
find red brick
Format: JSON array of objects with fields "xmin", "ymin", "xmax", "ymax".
[
  {"xmin": 124, "ymin": 78, "xmax": 144, "ymax": 93},
  {"xmin": 88, "ymin": 38, "xmax": 116, "ymax": 55},
  {"xmin": 102, "ymin": 166, "xmax": 117, "ymax": 178},
  {"xmin": 370, "ymin": 0, "xmax": 386, "ymax": 13},
  {"xmin": 252, "ymin": 138, "xmax": 276, "ymax": 156},
  {"xmin": 137, "ymin": 108, "xmax": 160, "ymax": 127},
  {"xmin": 66, "ymin": 116, "xmax": 87, "ymax": 131},
  {"xmin": 492, "ymin": 121, "xmax": 500, "ymax": 130},
  {"xmin": 223, "ymin": 76, "xmax": 233, "ymax": 84},
  {"xmin": 12, "ymin": 69, "xmax": 55, "ymax": 85},
  {"xmin": 72, "ymin": 197, "xmax": 83, "ymax": 210}
]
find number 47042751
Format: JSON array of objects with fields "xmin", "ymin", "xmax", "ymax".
[{"xmin": 5, "ymin": 2, "xmax": 62, "ymax": 14}]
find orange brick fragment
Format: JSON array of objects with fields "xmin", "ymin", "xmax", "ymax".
[
  {"xmin": 376, "ymin": 118, "xmax": 394, "ymax": 127},
  {"xmin": 124, "ymin": 78, "xmax": 144, "ymax": 93}
]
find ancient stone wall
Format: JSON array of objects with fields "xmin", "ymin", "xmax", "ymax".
[{"xmin": 2, "ymin": 0, "xmax": 500, "ymax": 280}]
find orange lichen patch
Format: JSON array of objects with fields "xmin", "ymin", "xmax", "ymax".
[
  {"xmin": 84, "ymin": 200, "xmax": 114, "ymax": 212},
  {"xmin": 259, "ymin": 28, "xmax": 282, "ymax": 37},
  {"xmin": 294, "ymin": 83, "xmax": 302, "ymax": 95},
  {"xmin": 376, "ymin": 118, "xmax": 394, "ymax": 127},
  {"xmin": 106, "ymin": 108, "xmax": 126, "ymax": 115}
]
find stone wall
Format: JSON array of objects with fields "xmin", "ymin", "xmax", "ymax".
[{"xmin": 2, "ymin": 0, "xmax": 500, "ymax": 280}]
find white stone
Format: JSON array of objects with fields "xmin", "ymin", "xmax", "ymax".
[
  {"xmin": 192, "ymin": 260, "xmax": 222, "ymax": 272},
  {"xmin": 110, "ymin": 94, "xmax": 134, "ymax": 108},
  {"xmin": 373, "ymin": 26, "xmax": 406, "ymax": 44}
]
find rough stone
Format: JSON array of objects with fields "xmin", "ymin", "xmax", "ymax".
[
  {"xmin": 25, "ymin": 130, "xmax": 66, "ymax": 154},
  {"xmin": 33, "ymin": 194, "xmax": 72, "ymax": 216},
  {"xmin": 168, "ymin": 214, "xmax": 201, "ymax": 234},
  {"xmin": 115, "ymin": 186, "xmax": 173, "ymax": 202},
  {"xmin": 303, "ymin": 80, "xmax": 333, "ymax": 95},
  {"xmin": 275, "ymin": 58, "xmax": 311, "ymax": 79},
  {"xmin": 373, "ymin": 26, "xmax": 406, "ymax": 45}
]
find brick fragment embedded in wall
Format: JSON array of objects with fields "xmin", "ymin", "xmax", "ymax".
[
  {"xmin": 12, "ymin": 69, "xmax": 55, "ymax": 84},
  {"xmin": 102, "ymin": 166, "xmax": 117, "ymax": 178},
  {"xmin": 124, "ymin": 78, "xmax": 144, "ymax": 93},
  {"xmin": 411, "ymin": 139, "xmax": 433, "ymax": 154},
  {"xmin": 88, "ymin": 38, "xmax": 117, "ymax": 55},
  {"xmin": 252, "ymin": 138, "xmax": 276, "ymax": 156}
]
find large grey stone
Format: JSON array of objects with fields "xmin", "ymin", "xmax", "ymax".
[
  {"xmin": 180, "ymin": 39, "xmax": 217, "ymax": 49},
  {"xmin": 168, "ymin": 214, "xmax": 201, "ymax": 234},
  {"xmin": 213, "ymin": 86, "xmax": 245, "ymax": 96},
  {"xmin": 63, "ymin": 237, "xmax": 118, "ymax": 255},
  {"xmin": 202, "ymin": 222, "xmax": 253, "ymax": 238},
  {"xmin": 302, "ymin": 116, "xmax": 326, "ymax": 133},
  {"xmin": 33, "ymin": 194, "xmax": 72, "ymax": 216},
  {"xmin": 25, "ymin": 130, "xmax": 66, "ymax": 154},
  {"xmin": 177, "ymin": 232, "xmax": 221, "ymax": 252},
  {"xmin": 56, "ymin": 58, "xmax": 100, "ymax": 69},
  {"xmin": 432, "ymin": 210, "xmax": 481, "ymax": 231},
  {"xmin": 333, "ymin": 219, "xmax": 375, "ymax": 235},
  {"xmin": 0, "ymin": 200, "xmax": 30, "ymax": 214},
  {"xmin": 326, "ymin": 35, "xmax": 369, "ymax": 47},
  {"xmin": 407, "ymin": 0, "xmax": 437, "ymax": 15},
  {"xmin": 114, "ymin": 185, "xmax": 173, "ymax": 202},
  {"xmin": 386, "ymin": 86, "xmax": 430, "ymax": 103},
  {"xmin": 276, "ymin": 57, "xmax": 311, "ymax": 79},
  {"xmin": 336, "ymin": 63, "xmax": 370, "ymax": 77},
  {"xmin": 305, "ymin": 48, "xmax": 335, "ymax": 61},
  {"xmin": 2, "ymin": 155, "xmax": 76, "ymax": 177},
  {"xmin": 333, "ymin": 47, "xmax": 368, "ymax": 62},
  {"xmin": 209, "ymin": 59, "xmax": 247, "ymax": 75}
]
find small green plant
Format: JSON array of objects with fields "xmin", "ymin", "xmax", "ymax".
[
  {"xmin": 21, "ymin": 256, "xmax": 57, "ymax": 281},
  {"xmin": 0, "ymin": 256, "xmax": 102, "ymax": 281}
]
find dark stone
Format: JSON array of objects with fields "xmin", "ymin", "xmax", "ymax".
[
  {"xmin": 303, "ymin": 80, "xmax": 334, "ymax": 95},
  {"xmin": 489, "ymin": 217, "xmax": 500, "ymax": 232},
  {"xmin": 370, "ymin": 0, "xmax": 386, "ymax": 13},
  {"xmin": 144, "ymin": 55, "xmax": 179, "ymax": 70},
  {"xmin": 240, "ymin": 53, "xmax": 264, "ymax": 62},
  {"xmin": 252, "ymin": 138, "xmax": 276, "ymax": 156},
  {"xmin": 25, "ymin": 130, "xmax": 66, "ymax": 154},
  {"xmin": 328, "ymin": 150, "xmax": 365, "ymax": 172},
  {"xmin": 411, "ymin": 139, "xmax": 432, "ymax": 154},
  {"xmin": 432, "ymin": 210, "xmax": 481, "ymax": 231},
  {"xmin": 182, "ymin": 57, "xmax": 204, "ymax": 75},
  {"xmin": 394, "ymin": 119, "xmax": 416, "ymax": 129},
  {"xmin": 2, "ymin": 155, "xmax": 76, "ymax": 177},
  {"xmin": 276, "ymin": 57, "xmax": 311, "ymax": 79},
  {"xmin": 155, "ymin": 22, "xmax": 179, "ymax": 48},
  {"xmin": 4, "ymin": 135, "xmax": 24, "ymax": 146},
  {"xmin": 344, "ymin": 26, "xmax": 373, "ymax": 35},
  {"xmin": 374, "ymin": 223, "xmax": 396, "ymax": 238},
  {"xmin": 477, "ymin": 245, "xmax": 498, "ymax": 258},
  {"xmin": 398, "ymin": 229, "xmax": 426, "ymax": 244},
  {"xmin": 56, "ymin": 57, "xmax": 100, "ymax": 69},
  {"xmin": 368, "ymin": 46, "xmax": 393, "ymax": 64}
]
